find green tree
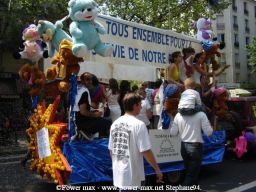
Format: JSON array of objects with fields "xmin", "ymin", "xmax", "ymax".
[
  {"xmin": 247, "ymin": 37, "xmax": 256, "ymax": 73},
  {"xmin": 0, "ymin": 0, "xmax": 69, "ymax": 70},
  {"xmin": 98, "ymin": 0, "xmax": 230, "ymax": 34},
  {"xmin": 0, "ymin": 0, "xmax": 68, "ymax": 52},
  {"xmin": 0, "ymin": 0, "xmax": 230, "ymax": 53}
]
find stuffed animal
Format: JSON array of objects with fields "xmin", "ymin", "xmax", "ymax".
[
  {"xmin": 200, "ymin": 43, "xmax": 221, "ymax": 71},
  {"xmin": 19, "ymin": 64, "xmax": 46, "ymax": 96},
  {"xmin": 192, "ymin": 18, "xmax": 228, "ymax": 71},
  {"xmin": 197, "ymin": 43, "xmax": 230, "ymax": 72},
  {"xmin": 13, "ymin": 24, "xmax": 48, "ymax": 63},
  {"xmin": 233, "ymin": 131, "xmax": 247, "ymax": 158},
  {"xmin": 37, "ymin": 20, "xmax": 72, "ymax": 57},
  {"xmin": 68, "ymin": 0, "xmax": 113, "ymax": 57},
  {"xmin": 46, "ymin": 39, "xmax": 83, "ymax": 92},
  {"xmin": 163, "ymin": 83, "xmax": 181, "ymax": 117},
  {"xmin": 212, "ymin": 87, "xmax": 232, "ymax": 120},
  {"xmin": 22, "ymin": 24, "xmax": 41, "ymax": 42},
  {"xmin": 192, "ymin": 18, "xmax": 215, "ymax": 42}
]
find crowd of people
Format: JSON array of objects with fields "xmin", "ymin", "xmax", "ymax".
[
  {"xmin": 72, "ymin": 46, "xmax": 229, "ymax": 132},
  {"xmin": 70, "ymin": 45, "xmax": 230, "ymax": 190}
]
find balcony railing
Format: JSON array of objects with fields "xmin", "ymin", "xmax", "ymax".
[
  {"xmin": 233, "ymin": 23, "xmax": 238, "ymax": 30},
  {"xmin": 217, "ymin": 23, "xmax": 225, "ymax": 30},
  {"xmin": 245, "ymin": 27, "xmax": 250, "ymax": 33}
]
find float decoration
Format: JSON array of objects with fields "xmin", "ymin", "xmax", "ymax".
[
  {"xmin": 13, "ymin": 24, "xmax": 48, "ymax": 63},
  {"xmin": 46, "ymin": 39, "xmax": 83, "ymax": 92},
  {"xmin": 192, "ymin": 18, "xmax": 215, "ymax": 42},
  {"xmin": 19, "ymin": 64, "xmax": 46, "ymax": 96},
  {"xmin": 68, "ymin": 0, "xmax": 113, "ymax": 57},
  {"xmin": 212, "ymin": 87, "xmax": 231, "ymax": 120},
  {"xmin": 233, "ymin": 131, "xmax": 247, "ymax": 158},
  {"xmin": 37, "ymin": 20, "xmax": 72, "ymax": 57},
  {"xmin": 26, "ymin": 96, "xmax": 71, "ymax": 185},
  {"xmin": 192, "ymin": 17, "xmax": 228, "ymax": 72}
]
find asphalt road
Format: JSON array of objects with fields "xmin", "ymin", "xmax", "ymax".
[
  {"xmin": 0, "ymin": 151, "xmax": 255, "ymax": 192},
  {"xmin": 199, "ymin": 152, "xmax": 256, "ymax": 192}
]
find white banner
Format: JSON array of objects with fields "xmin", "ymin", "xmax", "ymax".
[
  {"xmin": 95, "ymin": 15, "xmax": 201, "ymax": 67},
  {"xmin": 149, "ymin": 129, "xmax": 182, "ymax": 163},
  {"xmin": 44, "ymin": 15, "xmax": 201, "ymax": 81}
]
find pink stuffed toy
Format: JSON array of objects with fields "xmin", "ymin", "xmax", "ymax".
[
  {"xmin": 13, "ymin": 24, "xmax": 48, "ymax": 63},
  {"xmin": 233, "ymin": 131, "xmax": 247, "ymax": 158}
]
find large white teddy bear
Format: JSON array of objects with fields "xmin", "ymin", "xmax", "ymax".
[
  {"xmin": 68, "ymin": 0, "xmax": 113, "ymax": 57},
  {"xmin": 193, "ymin": 18, "xmax": 215, "ymax": 42}
]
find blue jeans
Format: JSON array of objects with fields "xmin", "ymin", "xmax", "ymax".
[{"xmin": 181, "ymin": 142, "xmax": 203, "ymax": 187}]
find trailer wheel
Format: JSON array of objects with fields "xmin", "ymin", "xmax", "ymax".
[{"xmin": 164, "ymin": 170, "xmax": 184, "ymax": 185}]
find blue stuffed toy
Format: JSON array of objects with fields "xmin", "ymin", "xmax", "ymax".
[
  {"xmin": 68, "ymin": 0, "xmax": 113, "ymax": 57},
  {"xmin": 37, "ymin": 20, "xmax": 72, "ymax": 57}
]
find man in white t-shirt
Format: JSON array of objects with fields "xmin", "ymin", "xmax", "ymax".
[{"xmin": 108, "ymin": 93, "xmax": 163, "ymax": 190}]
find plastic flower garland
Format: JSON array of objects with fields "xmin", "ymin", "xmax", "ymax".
[{"xmin": 26, "ymin": 96, "xmax": 71, "ymax": 184}]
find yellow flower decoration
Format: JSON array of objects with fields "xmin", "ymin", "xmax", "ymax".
[{"xmin": 26, "ymin": 95, "xmax": 71, "ymax": 184}]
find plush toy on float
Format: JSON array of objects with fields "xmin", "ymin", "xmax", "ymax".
[
  {"xmin": 191, "ymin": 18, "xmax": 215, "ymax": 42},
  {"xmin": 19, "ymin": 64, "xmax": 46, "ymax": 96},
  {"xmin": 37, "ymin": 19, "xmax": 72, "ymax": 57},
  {"xmin": 192, "ymin": 17, "xmax": 229, "ymax": 72},
  {"xmin": 13, "ymin": 24, "xmax": 48, "ymax": 63},
  {"xmin": 37, "ymin": 18, "xmax": 84, "ymax": 92},
  {"xmin": 46, "ymin": 39, "xmax": 83, "ymax": 92},
  {"xmin": 68, "ymin": 0, "xmax": 113, "ymax": 58}
]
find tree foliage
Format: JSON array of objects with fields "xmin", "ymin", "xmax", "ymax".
[
  {"xmin": 247, "ymin": 37, "xmax": 256, "ymax": 73},
  {"xmin": 0, "ymin": 0, "xmax": 230, "ymax": 52},
  {"xmin": 98, "ymin": 0, "xmax": 231, "ymax": 33},
  {"xmin": 0, "ymin": 0, "xmax": 68, "ymax": 51}
]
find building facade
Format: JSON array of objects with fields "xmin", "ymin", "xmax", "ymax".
[{"xmin": 212, "ymin": 0, "xmax": 256, "ymax": 84}]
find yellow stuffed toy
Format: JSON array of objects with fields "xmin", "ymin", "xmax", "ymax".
[
  {"xmin": 19, "ymin": 64, "xmax": 46, "ymax": 96},
  {"xmin": 46, "ymin": 39, "xmax": 83, "ymax": 92}
]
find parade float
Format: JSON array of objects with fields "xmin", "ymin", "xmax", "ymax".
[{"xmin": 14, "ymin": 0, "xmax": 238, "ymax": 186}]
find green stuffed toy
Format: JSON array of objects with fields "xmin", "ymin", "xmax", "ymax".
[
  {"xmin": 68, "ymin": 0, "xmax": 113, "ymax": 57},
  {"xmin": 37, "ymin": 20, "xmax": 72, "ymax": 57}
]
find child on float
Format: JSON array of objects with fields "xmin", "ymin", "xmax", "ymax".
[{"xmin": 178, "ymin": 77, "xmax": 204, "ymax": 116}]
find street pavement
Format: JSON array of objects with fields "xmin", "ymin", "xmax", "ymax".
[
  {"xmin": 0, "ymin": 135, "xmax": 255, "ymax": 192},
  {"xmin": 0, "ymin": 163, "xmax": 56, "ymax": 192},
  {"xmin": 0, "ymin": 132, "xmax": 56, "ymax": 192},
  {"xmin": 199, "ymin": 151, "xmax": 256, "ymax": 192}
]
